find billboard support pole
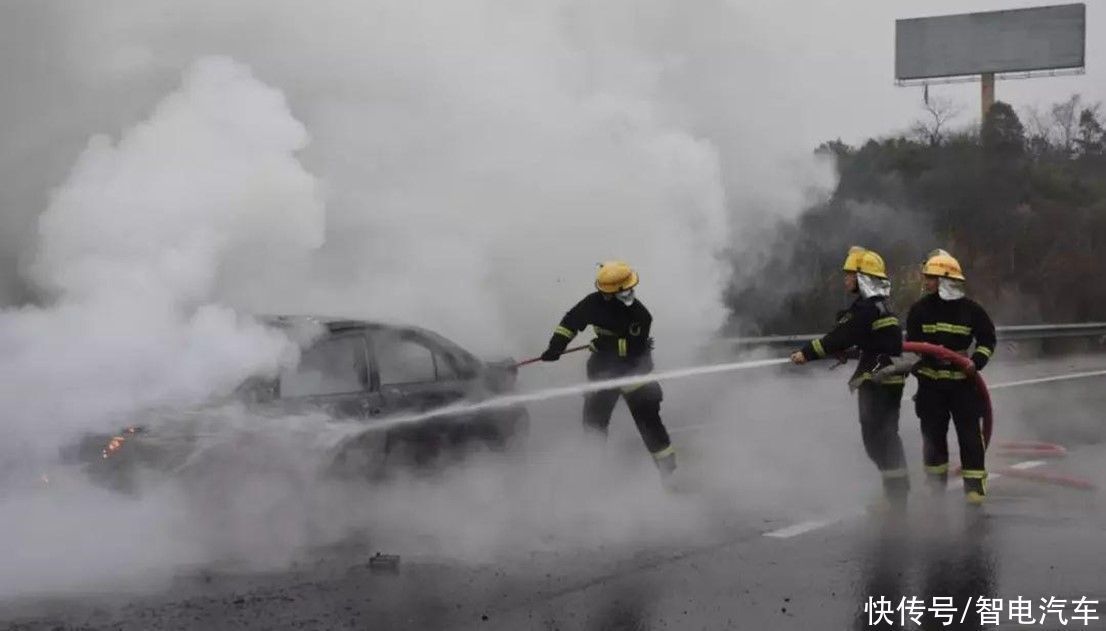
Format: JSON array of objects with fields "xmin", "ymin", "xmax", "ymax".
[{"xmin": 981, "ymin": 72, "xmax": 995, "ymax": 121}]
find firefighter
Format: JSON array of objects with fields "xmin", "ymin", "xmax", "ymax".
[
  {"xmin": 540, "ymin": 261, "xmax": 676, "ymax": 477},
  {"xmin": 906, "ymin": 249, "xmax": 995, "ymax": 505},
  {"xmin": 789, "ymin": 247, "xmax": 910, "ymax": 507}
]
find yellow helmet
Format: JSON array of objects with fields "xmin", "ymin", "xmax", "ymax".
[
  {"xmin": 922, "ymin": 249, "xmax": 965, "ymax": 281},
  {"xmin": 595, "ymin": 260, "xmax": 639, "ymax": 294},
  {"xmin": 842, "ymin": 246, "xmax": 888, "ymax": 279}
]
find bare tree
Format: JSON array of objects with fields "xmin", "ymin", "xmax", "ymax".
[
  {"xmin": 1021, "ymin": 105, "xmax": 1055, "ymax": 159},
  {"xmin": 1050, "ymin": 94, "xmax": 1082, "ymax": 156},
  {"xmin": 911, "ymin": 97, "xmax": 963, "ymax": 146}
]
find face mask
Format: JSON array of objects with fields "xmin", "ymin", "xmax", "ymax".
[
  {"xmin": 856, "ymin": 273, "xmax": 891, "ymax": 299},
  {"xmin": 937, "ymin": 277, "xmax": 965, "ymax": 301},
  {"xmin": 616, "ymin": 289, "xmax": 636, "ymax": 306}
]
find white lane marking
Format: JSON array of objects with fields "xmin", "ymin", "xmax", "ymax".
[
  {"xmin": 669, "ymin": 422, "xmax": 723, "ymax": 435},
  {"xmin": 1007, "ymin": 459, "xmax": 1047, "ymax": 470},
  {"xmin": 762, "ymin": 459, "xmax": 1044, "ymax": 539},
  {"xmin": 764, "ymin": 518, "xmax": 842, "ymax": 538},
  {"xmin": 989, "ymin": 369, "xmax": 1106, "ymax": 390}
]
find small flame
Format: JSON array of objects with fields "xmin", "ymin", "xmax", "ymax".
[{"xmin": 102, "ymin": 435, "xmax": 127, "ymax": 459}]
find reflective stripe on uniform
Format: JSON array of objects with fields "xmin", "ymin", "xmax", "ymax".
[
  {"xmin": 881, "ymin": 467, "xmax": 909, "ymax": 479},
  {"xmin": 916, "ymin": 366, "xmax": 968, "ymax": 380},
  {"xmin": 925, "ymin": 463, "xmax": 950, "ymax": 475},
  {"xmin": 651, "ymin": 445, "xmax": 675, "ymax": 459},
  {"xmin": 554, "ymin": 325, "xmax": 575, "ymax": 339},
  {"xmin": 961, "ymin": 469, "xmax": 988, "ymax": 480},
  {"xmin": 593, "ymin": 326, "xmax": 616, "ymax": 336},
  {"xmin": 620, "ymin": 382, "xmax": 647, "ymax": 394},
  {"xmin": 617, "ymin": 338, "xmax": 628, "ymax": 357},
  {"xmin": 975, "ymin": 346, "xmax": 993, "ymax": 358},
  {"xmin": 857, "ymin": 372, "xmax": 906, "ymax": 386},
  {"xmin": 871, "ymin": 316, "xmax": 899, "ymax": 331},
  {"xmin": 812, "ymin": 338, "xmax": 826, "ymax": 358},
  {"xmin": 921, "ymin": 322, "xmax": 972, "ymax": 336}
]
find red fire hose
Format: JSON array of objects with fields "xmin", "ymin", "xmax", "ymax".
[
  {"xmin": 904, "ymin": 341, "xmax": 1096, "ymax": 491},
  {"xmin": 902, "ymin": 341, "xmax": 994, "ymax": 447}
]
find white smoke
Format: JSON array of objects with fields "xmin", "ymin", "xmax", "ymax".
[
  {"xmin": 0, "ymin": 55, "xmax": 323, "ymax": 457},
  {"xmin": 0, "ymin": 0, "xmax": 851, "ymax": 360}
]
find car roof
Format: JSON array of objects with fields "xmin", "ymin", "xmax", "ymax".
[
  {"xmin": 259, "ymin": 314, "xmax": 479, "ymax": 365},
  {"xmin": 258, "ymin": 314, "xmax": 439, "ymax": 337}
]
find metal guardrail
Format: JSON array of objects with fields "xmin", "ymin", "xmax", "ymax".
[{"xmin": 721, "ymin": 322, "xmax": 1106, "ymax": 348}]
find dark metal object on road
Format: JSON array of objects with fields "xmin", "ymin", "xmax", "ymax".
[{"xmin": 369, "ymin": 553, "xmax": 400, "ymax": 573}]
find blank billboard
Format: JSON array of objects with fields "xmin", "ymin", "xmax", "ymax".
[{"xmin": 895, "ymin": 4, "xmax": 1085, "ymax": 81}]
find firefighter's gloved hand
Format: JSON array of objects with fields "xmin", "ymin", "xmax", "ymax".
[
  {"xmin": 790, "ymin": 351, "xmax": 807, "ymax": 365},
  {"xmin": 963, "ymin": 361, "xmax": 978, "ymax": 377},
  {"xmin": 540, "ymin": 348, "xmax": 561, "ymax": 362}
]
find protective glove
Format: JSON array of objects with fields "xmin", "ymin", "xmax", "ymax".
[{"xmin": 540, "ymin": 348, "xmax": 561, "ymax": 362}]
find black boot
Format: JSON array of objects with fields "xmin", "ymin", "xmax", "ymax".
[
  {"xmin": 963, "ymin": 475, "xmax": 986, "ymax": 505},
  {"xmin": 924, "ymin": 464, "xmax": 949, "ymax": 495}
]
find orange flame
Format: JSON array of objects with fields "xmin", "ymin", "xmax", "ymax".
[{"xmin": 102, "ymin": 435, "xmax": 127, "ymax": 459}]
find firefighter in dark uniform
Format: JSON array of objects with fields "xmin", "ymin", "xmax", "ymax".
[
  {"xmin": 540, "ymin": 261, "xmax": 676, "ymax": 477},
  {"xmin": 790, "ymin": 247, "xmax": 910, "ymax": 507},
  {"xmin": 907, "ymin": 249, "xmax": 996, "ymax": 505}
]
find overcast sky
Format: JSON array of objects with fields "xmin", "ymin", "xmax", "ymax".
[{"xmin": 796, "ymin": 0, "xmax": 1104, "ymax": 145}]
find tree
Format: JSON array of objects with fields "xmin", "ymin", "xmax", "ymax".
[
  {"xmin": 1051, "ymin": 94, "xmax": 1082, "ymax": 157},
  {"xmin": 1075, "ymin": 106, "xmax": 1105, "ymax": 157},
  {"xmin": 725, "ymin": 93, "xmax": 1106, "ymax": 333},
  {"xmin": 981, "ymin": 101, "xmax": 1025, "ymax": 156},
  {"xmin": 911, "ymin": 97, "xmax": 963, "ymax": 147},
  {"xmin": 1021, "ymin": 105, "xmax": 1056, "ymax": 161}
]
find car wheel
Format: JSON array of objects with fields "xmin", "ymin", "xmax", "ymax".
[
  {"xmin": 327, "ymin": 428, "xmax": 389, "ymax": 482},
  {"xmin": 478, "ymin": 406, "xmax": 530, "ymax": 454}
]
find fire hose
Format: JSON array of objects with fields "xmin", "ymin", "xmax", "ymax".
[{"xmin": 903, "ymin": 341, "xmax": 1095, "ymax": 491}]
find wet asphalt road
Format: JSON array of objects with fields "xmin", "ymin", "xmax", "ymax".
[{"xmin": 3, "ymin": 351, "xmax": 1106, "ymax": 630}]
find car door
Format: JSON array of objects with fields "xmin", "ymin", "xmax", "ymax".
[
  {"xmin": 368, "ymin": 328, "xmax": 477, "ymax": 417},
  {"xmin": 277, "ymin": 331, "xmax": 384, "ymax": 421}
]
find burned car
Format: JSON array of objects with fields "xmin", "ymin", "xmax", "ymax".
[{"xmin": 65, "ymin": 316, "xmax": 528, "ymax": 492}]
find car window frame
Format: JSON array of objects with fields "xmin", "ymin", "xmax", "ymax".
[
  {"xmin": 368, "ymin": 328, "xmax": 476, "ymax": 388},
  {"xmin": 277, "ymin": 331, "xmax": 371, "ymax": 400}
]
